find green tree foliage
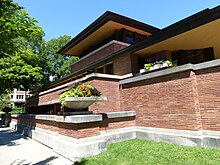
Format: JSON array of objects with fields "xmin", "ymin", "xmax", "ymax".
[
  {"xmin": 41, "ymin": 35, "xmax": 78, "ymax": 82},
  {"xmin": 0, "ymin": 0, "xmax": 77, "ymax": 95},
  {"xmin": 0, "ymin": 0, "xmax": 44, "ymax": 94},
  {"xmin": 0, "ymin": 93, "xmax": 10, "ymax": 110}
]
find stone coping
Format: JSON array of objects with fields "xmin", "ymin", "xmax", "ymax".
[
  {"xmin": 11, "ymin": 111, "xmax": 136, "ymax": 124},
  {"xmin": 65, "ymin": 115, "xmax": 102, "ymax": 123},
  {"xmin": 65, "ymin": 96, "xmax": 107, "ymax": 102},
  {"xmin": 120, "ymin": 59, "xmax": 220, "ymax": 85},
  {"xmin": 104, "ymin": 111, "xmax": 136, "ymax": 119},
  {"xmin": 39, "ymin": 73, "xmax": 133, "ymax": 96},
  {"xmin": 28, "ymin": 97, "xmax": 107, "ymax": 107},
  {"xmin": 70, "ymin": 40, "xmax": 130, "ymax": 67},
  {"xmin": 29, "ymin": 99, "xmax": 60, "ymax": 107}
]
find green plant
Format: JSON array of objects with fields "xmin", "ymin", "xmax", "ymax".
[
  {"xmin": 0, "ymin": 93, "xmax": 11, "ymax": 111},
  {"xmin": 163, "ymin": 59, "xmax": 173, "ymax": 67},
  {"xmin": 59, "ymin": 83, "xmax": 101, "ymax": 109},
  {"xmin": 144, "ymin": 59, "xmax": 176, "ymax": 70},
  {"xmin": 144, "ymin": 63, "xmax": 152, "ymax": 70},
  {"xmin": 10, "ymin": 108, "xmax": 22, "ymax": 114}
]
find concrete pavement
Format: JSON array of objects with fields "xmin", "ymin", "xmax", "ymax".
[{"xmin": 0, "ymin": 126, "xmax": 74, "ymax": 165}]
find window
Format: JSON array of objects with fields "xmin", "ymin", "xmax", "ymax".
[
  {"xmin": 125, "ymin": 31, "xmax": 134, "ymax": 44},
  {"xmin": 10, "ymin": 95, "xmax": 13, "ymax": 99},
  {"xmin": 96, "ymin": 67, "xmax": 104, "ymax": 74},
  {"xmin": 16, "ymin": 95, "xmax": 24, "ymax": 99},
  {"xmin": 105, "ymin": 63, "xmax": 113, "ymax": 75},
  {"xmin": 172, "ymin": 47, "xmax": 214, "ymax": 66}
]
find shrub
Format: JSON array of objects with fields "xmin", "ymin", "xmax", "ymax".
[{"xmin": 59, "ymin": 83, "xmax": 101, "ymax": 109}]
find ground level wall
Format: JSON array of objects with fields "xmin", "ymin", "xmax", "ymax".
[{"xmin": 120, "ymin": 61, "xmax": 220, "ymax": 132}]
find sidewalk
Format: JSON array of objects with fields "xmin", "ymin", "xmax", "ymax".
[{"xmin": 0, "ymin": 126, "xmax": 74, "ymax": 165}]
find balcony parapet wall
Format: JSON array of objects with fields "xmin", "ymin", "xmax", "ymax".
[{"xmin": 71, "ymin": 40, "xmax": 130, "ymax": 73}]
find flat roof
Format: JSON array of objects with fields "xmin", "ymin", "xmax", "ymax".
[
  {"xmin": 58, "ymin": 11, "xmax": 160, "ymax": 56},
  {"xmin": 45, "ymin": 5, "xmax": 220, "ymax": 90}
]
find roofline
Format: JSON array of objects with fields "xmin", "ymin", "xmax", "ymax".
[
  {"xmin": 130, "ymin": 6, "xmax": 220, "ymax": 53},
  {"xmin": 45, "ymin": 5, "xmax": 220, "ymax": 89},
  {"xmin": 57, "ymin": 11, "xmax": 160, "ymax": 55}
]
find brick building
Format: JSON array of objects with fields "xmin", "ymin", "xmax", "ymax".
[{"xmin": 11, "ymin": 6, "xmax": 220, "ymax": 160}]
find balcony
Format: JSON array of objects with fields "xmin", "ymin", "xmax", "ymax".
[{"xmin": 71, "ymin": 40, "xmax": 130, "ymax": 74}]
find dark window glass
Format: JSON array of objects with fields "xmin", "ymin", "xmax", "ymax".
[
  {"xmin": 97, "ymin": 67, "xmax": 104, "ymax": 74},
  {"xmin": 172, "ymin": 47, "xmax": 214, "ymax": 66},
  {"xmin": 16, "ymin": 95, "xmax": 24, "ymax": 99},
  {"xmin": 125, "ymin": 32, "xmax": 134, "ymax": 44},
  {"xmin": 105, "ymin": 63, "xmax": 113, "ymax": 74}
]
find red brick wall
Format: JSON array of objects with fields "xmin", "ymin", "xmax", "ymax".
[
  {"xmin": 27, "ymin": 77, "xmax": 121, "ymax": 114},
  {"xmin": 120, "ymin": 71, "xmax": 199, "ymax": 130},
  {"xmin": 71, "ymin": 41, "xmax": 128, "ymax": 73},
  {"xmin": 85, "ymin": 78, "xmax": 121, "ymax": 113},
  {"xmin": 120, "ymin": 67, "xmax": 220, "ymax": 131},
  {"xmin": 196, "ymin": 67, "xmax": 220, "ymax": 131},
  {"xmin": 113, "ymin": 53, "xmax": 132, "ymax": 75},
  {"xmin": 12, "ymin": 115, "xmax": 135, "ymax": 139},
  {"xmin": 100, "ymin": 117, "xmax": 135, "ymax": 131},
  {"xmin": 28, "ymin": 88, "xmax": 65, "ymax": 106},
  {"xmin": 39, "ymin": 88, "xmax": 65, "ymax": 104}
]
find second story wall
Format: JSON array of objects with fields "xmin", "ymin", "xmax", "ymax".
[{"xmin": 71, "ymin": 40, "xmax": 130, "ymax": 74}]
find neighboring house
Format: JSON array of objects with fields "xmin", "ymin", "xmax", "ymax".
[
  {"xmin": 11, "ymin": 6, "xmax": 220, "ymax": 159},
  {"xmin": 9, "ymin": 89, "xmax": 32, "ymax": 108}
]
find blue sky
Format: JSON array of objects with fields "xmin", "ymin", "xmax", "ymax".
[{"xmin": 15, "ymin": 0, "xmax": 220, "ymax": 41}]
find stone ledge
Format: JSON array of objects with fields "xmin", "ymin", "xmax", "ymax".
[
  {"xmin": 64, "ymin": 114, "xmax": 102, "ymax": 123},
  {"xmin": 11, "ymin": 114, "xmax": 36, "ymax": 118},
  {"xmin": 120, "ymin": 59, "xmax": 220, "ymax": 85},
  {"xmin": 11, "ymin": 111, "xmax": 136, "ymax": 124},
  {"xmin": 35, "ymin": 115, "xmax": 56, "ymax": 121},
  {"xmin": 39, "ymin": 72, "xmax": 133, "ymax": 96},
  {"xmin": 105, "ymin": 111, "xmax": 136, "ymax": 118}
]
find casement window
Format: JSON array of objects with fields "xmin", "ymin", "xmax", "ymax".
[
  {"xmin": 105, "ymin": 63, "xmax": 114, "ymax": 75},
  {"xmin": 172, "ymin": 47, "xmax": 214, "ymax": 65},
  {"xmin": 96, "ymin": 67, "xmax": 104, "ymax": 74}
]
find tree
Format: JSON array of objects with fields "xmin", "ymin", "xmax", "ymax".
[
  {"xmin": 42, "ymin": 35, "xmax": 78, "ymax": 82},
  {"xmin": 0, "ymin": 93, "xmax": 10, "ymax": 110},
  {"xmin": 0, "ymin": 0, "xmax": 44, "ymax": 94}
]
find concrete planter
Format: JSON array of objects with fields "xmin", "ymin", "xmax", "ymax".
[
  {"xmin": 140, "ymin": 63, "xmax": 169, "ymax": 74},
  {"xmin": 150, "ymin": 63, "xmax": 168, "ymax": 71},
  {"xmin": 65, "ymin": 96, "xmax": 107, "ymax": 109}
]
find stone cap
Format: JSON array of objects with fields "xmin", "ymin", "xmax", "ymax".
[
  {"xmin": 11, "ymin": 111, "xmax": 136, "ymax": 124},
  {"xmin": 120, "ymin": 59, "xmax": 220, "ymax": 85}
]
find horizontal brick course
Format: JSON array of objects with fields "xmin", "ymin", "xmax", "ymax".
[
  {"xmin": 86, "ymin": 78, "xmax": 121, "ymax": 113},
  {"xmin": 12, "ymin": 115, "xmax": 135, "ymax": 139},
  {"xmin": 196, "ymin": 67, "xmax": 220, "ymax": 131},
  {"xmin": 120, "ymin": 66, "xmax": 220, "ymax": 131},
  {"xmin": 121, "ymin": 71, "xmax": 199, "ymax": 130},
  {"xmin": 71, "ymin": 41, "xmax": 128, "ymax": 73},
  {"xmin": 25, "ymin": 62, "xmax": 220, "ymax": 135}
]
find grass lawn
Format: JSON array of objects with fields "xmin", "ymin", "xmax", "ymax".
[{"xmin": 75, "ymin": 139, "xmax": 220, "ymax": 165}]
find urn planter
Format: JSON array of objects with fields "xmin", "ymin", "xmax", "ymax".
[{"xmin": 64, "ymin": 96, "xmax": 107, "ymax": 109}]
